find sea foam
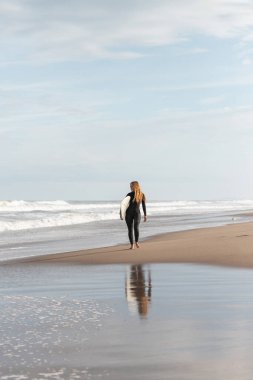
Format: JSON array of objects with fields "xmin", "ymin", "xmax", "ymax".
[{"xmin": 0, "ymin": 200, "xmax": 253, "ymax": 232}]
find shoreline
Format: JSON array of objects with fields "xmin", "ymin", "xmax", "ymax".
[{"xmin": 2, "ymin": 221, "xmax": 253, "ymax": 269}]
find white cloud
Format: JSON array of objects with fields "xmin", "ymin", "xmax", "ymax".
[
  {"xmin": 242, "ymin": 58, "xmax": 252, "ymax": 65},
  {"xmin": 187, "ymin": 48, "xmax": 209, "ymax": 54},
  {"xmin": 148, "ymin": 77, "xmax": 253, "ymax": 92},
  {"xmin": 1, "ymin": 0, "xmax": 253, "ymax": 62},
  {"xmin": 200, "ymin": 95, "xmax": 225, "ymax": 105}
]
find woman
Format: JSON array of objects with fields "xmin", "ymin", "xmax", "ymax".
[{"xmin": 120, "ymin": 181, "xmax": 147, "ymax": 250}]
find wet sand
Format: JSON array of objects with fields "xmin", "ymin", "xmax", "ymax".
[
  {"xmin": 2, "ymin": 221, "xmax": 253, "ymax": 379},
  {"xmin": 5, "ymin": 221, "xmax": 253, "ymax": 268},
  {"xmin": 2, "ymin": 262, "xmax": 253, "ymax": 379}
]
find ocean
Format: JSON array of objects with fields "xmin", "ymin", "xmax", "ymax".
[{"xmin": 1, "ymin": 199, "xmax": 253, "ymax": 262}]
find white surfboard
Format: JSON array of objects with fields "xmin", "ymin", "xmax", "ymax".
[{"xmin": 120, "ymin": 196, "xmax": 130, "ymax": 220}]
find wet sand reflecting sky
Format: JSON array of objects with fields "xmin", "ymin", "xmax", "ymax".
[{"xmin": 1, "ymin": 263, "xmax": 253, "ymax": 379}]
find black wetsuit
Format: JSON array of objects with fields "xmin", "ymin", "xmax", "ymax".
[{"xmin": 125, "ymin": 191, "xmax": 147, "ymax": 245}]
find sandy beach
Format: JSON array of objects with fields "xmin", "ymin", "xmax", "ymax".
[{"xmin": 5, "ymin": 221, "xmax": 253, "ymax": 268}]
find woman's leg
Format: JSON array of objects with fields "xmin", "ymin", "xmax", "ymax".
[
  {"xmin": 125, "ymin": 214, "xmax": 134, "ymax": 245},
  {"xmin": 134, "ymin": 212, "xmax": 141, "ymax": 243}
]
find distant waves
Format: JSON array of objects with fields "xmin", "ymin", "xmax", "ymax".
[
  {"xmin": 1, "ymin": 200, "xmax": 253, "ymax": 261},
  {"xmin": 0, "ymin": 200, "xmax": 253, "ymax": 232}
]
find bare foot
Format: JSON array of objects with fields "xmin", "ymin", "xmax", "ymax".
[
  {"xmin": 130, "ymin": 245, "xmax": 135, "ymax": 250},
  {"xmin": 136, "ymin": 242, "xmax": 140, "ymax": 248}
]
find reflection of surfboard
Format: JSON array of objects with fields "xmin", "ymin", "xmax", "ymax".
[{"xmin": 120, "ymin": 196, "xmax": 130, "ymax": 219}]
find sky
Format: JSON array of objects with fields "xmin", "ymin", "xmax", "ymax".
[{"xmin": 1, "ymin": 0, "xmax": 253, "ymax": 200}]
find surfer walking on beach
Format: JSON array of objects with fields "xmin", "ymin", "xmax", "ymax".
[{"xmin": 120, "ymin": 181, "xmax": 147, "ymax": 250}]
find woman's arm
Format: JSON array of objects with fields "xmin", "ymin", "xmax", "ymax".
[{"xmin": 142, "ymin": 198, "xmax": 147, "ymax": 222}]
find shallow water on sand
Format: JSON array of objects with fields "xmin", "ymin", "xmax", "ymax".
[{"xmin": 1, "ymin": 263, "xmax": 253, "ymax": 379}]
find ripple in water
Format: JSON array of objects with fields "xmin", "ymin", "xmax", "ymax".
[{"xmin": 0, "ymin": 295, "xmax": 114, "ymax": 379}]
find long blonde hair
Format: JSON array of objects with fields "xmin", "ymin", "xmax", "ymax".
[{"xmin": 130, "ymin": 181, "xmax": 145, "ymax": 204}]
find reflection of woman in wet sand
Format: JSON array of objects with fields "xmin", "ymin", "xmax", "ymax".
[{"xmin": 125, "ymin": 265, "xmax": 152, "ymax": 317}]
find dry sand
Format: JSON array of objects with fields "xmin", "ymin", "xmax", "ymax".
[{"xmin": 5, "ymin": 221, "xmax": 253, "ymax": 268}]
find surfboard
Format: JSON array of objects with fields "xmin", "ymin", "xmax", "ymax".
[{"xmin": 120, "ymin": 196, "xmax": 130, "ymax": 220}]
